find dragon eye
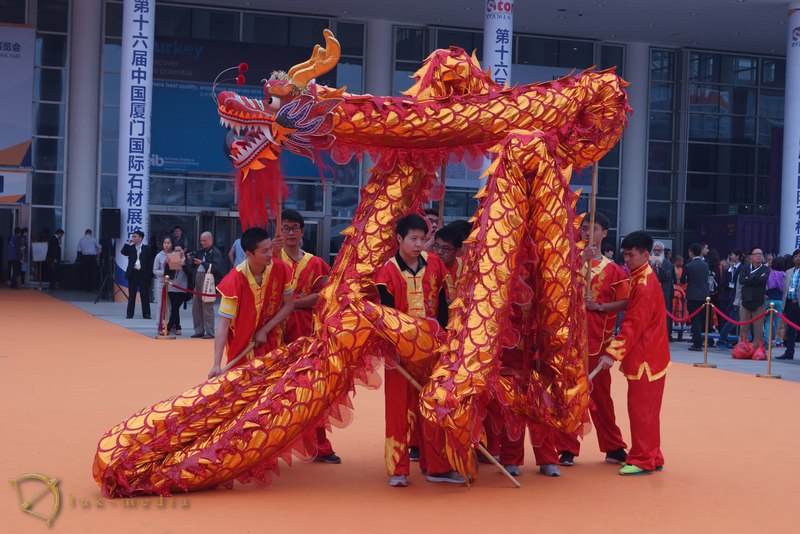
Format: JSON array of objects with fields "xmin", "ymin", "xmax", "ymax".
[{"xmin": 267, "ymin": 96, "xmax": 281, "ymax": 110}]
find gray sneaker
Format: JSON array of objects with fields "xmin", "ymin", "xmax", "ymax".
[
  {"xmin": 539, "ymin": 464, "xmax": 561, "ymax": 477},
  {"xmin": 389, "ymin": 475, "xmax": 408, "ymax": 487},
  {"xmin": 504, "ymin": 464, "xmax": 521, "ymax": 477},
  {"xmin": 426, "ymin": 471, "xmax": 466, "ymax": 484}
]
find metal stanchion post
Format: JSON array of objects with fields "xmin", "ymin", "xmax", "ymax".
[
  {"xmin": 156, "ymin": 275, "xmax": 175, "ymax": 340},
  {"xmin": 694, "ymin": 297, "xmax": 717, "ymax": 368},
  {"xmin": 756, "ymin": 302, "xmax": 780, "ymax": 379}
]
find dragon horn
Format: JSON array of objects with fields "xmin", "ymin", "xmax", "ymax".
[{"xmin": 287, "ymin": 29, "xmax": 341, "ymax": 89}]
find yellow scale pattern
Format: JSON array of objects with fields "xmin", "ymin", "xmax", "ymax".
[{"xmin": 93, "ymin": 37, "xmax": 628, "ymax": 496}]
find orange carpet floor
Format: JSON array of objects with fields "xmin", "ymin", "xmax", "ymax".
[{"xmin": 1, "ymin": 288, "xmax": 797, "ymax": 533}]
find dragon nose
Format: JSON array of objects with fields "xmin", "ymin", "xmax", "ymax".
[{"xmin": 218, "ymin": 90, "xmax": 234, "ymax": 106}]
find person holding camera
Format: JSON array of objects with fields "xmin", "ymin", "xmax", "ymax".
[
  {"xmin": 121, "ymin": 230, "xmax": 152, "ymax": 319},
  {"xmin": 190, "ymin": 231, "xmax": 223, "ymax": 339}
]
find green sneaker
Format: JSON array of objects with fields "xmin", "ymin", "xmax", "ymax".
[{"xmin": 619, "ymin": 464, "xmax": 653, "ymax": 476}]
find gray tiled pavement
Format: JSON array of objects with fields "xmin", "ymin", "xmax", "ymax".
[
  {"xmin": 49, "ymin": 288, "xmax": 800, "ymax": 383},
  {"xmin": 49, "ymin": 288, "xmax": 215, "ymax": 339}
]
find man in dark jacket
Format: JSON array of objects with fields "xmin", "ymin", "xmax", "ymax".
[
  {"xmin": 681, "ymin": 243, "xmax": 711, "ymax": 351},
  {"xmin": 651, "ymin": 241, "xmax": 676, "ymax": 340},
  {"xmin": 190, "ymin": 231, "xmax": 223, "ymax": 339},
  {"xmin": 739, "ymin": 247, "xmax": 770, "ymax": 349},
  {"xmin": 46, "ymin": 229, "xmax": 64, "ymax": 289},
  {"xmin": 718, "ymin": 250, "xmax": 744, "ymax": 349},
  {"xmin": 121, "ymin": 230, "xmax": 153, "ymax": 319}
]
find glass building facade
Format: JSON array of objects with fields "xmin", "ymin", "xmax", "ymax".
[{"xmin": 0, "ymin": 0, "xmax": 788, "ymax": 266}]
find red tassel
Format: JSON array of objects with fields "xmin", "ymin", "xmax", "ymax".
[
  {"xmin": 235, "ymin": 159, "xmax": 286, "ymax": 230},
  {"xmin": 238, "ymin": 62, "xmax": 249, "ymax": 74},
  {"xmin": 236, "ymin": 74, "xmax": 245, "ymax": 85}
]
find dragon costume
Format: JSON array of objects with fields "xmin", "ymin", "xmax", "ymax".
[{"xmin": 93, "ymin": 30, "xmax": 629, "ymax": 495}]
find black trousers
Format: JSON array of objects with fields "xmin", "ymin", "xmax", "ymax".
[
  {"xmin": 9, "ymin": 260, "xmax": 21, "ymax": 287},
  {"xmin": 686, "ymin": 299, "xmax": 707, "ymax": 347},
  {"xmin": 663, "ymin": 291, "xmax": 673, "ymax": 338},
  {"xmin": 784, "ymin": 300, "xmax": 800, "ymax": 356},
  {"xmin": 167, "ymin": 292, "xmax": 186, "ymax": 330},
  {"xmin": 79, "ymin": 255, "xmax": 99, "ymax": 291},
  {"xmin": 126, "ymin": 270, "xmax": 151, "ymax": 318}
]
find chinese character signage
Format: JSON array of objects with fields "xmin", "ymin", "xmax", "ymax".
[
  {"xmin": 782, "ymin": 7, "xmax": 800, "ymax": 252},
  {"xmin": 116, "ymin": 0, "xmax": 154, "ymax": 285},
  {"xmin": 0, "ymin": 24, "xmax": 34, "ymax": 166},
  {"xmin": 482, "ymin": 0, "xmax": 514, "ymax": 87}
]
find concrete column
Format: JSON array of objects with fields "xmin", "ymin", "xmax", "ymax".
[
  {"xmin": 618, "ymin": 42, "xmax": 650, "ymax": 236},
  {"xmin": 65, "ymin": 0, "xmax": 103, "ymax": 260},
  {"xmin": 361, "ymin": 20, "xmax": 393, "ymax": 187},
  {"xmin": 364, "ymin": 19, "xmax": 393, "ymax": 97},
  {"xmin": 780, "ymin": 2, "xmax": 800, "ymax": 253}
]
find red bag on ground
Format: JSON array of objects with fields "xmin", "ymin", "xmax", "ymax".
[
  {"xmin": 732, "ymin": 341, "xmax": 755, "ymax": 360},
  {"xmin": 752, "ymin": 342, "xmax": 766, "ymax": 361}
]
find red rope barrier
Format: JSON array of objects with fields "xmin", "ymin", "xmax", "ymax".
[
  {"xmin": 167, "ymin": 280, "xmax": 217, "ymax": 298},
  {"xmin": 775, "ymin": 310, "xmax": 800, "ymax": 333},
  {"xmin": 711, "ymin": 306, "xmax": 769, "ymax": 327},
  {"xmin": 665, "ymin": 303, "xmax": 706, "ymax": 323}
]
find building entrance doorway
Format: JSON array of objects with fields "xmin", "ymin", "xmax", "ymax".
[{"xmin": 0, "ymin": 206, "xmax": 19, "ymax": 282}]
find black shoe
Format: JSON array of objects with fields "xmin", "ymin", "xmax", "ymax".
[
  {"xmin": 202, "ymin": 334, "xmax": 214, "ymax": 339},
  {"xmin": 559, "ymin": 451, "xmax": 575, "ymax": 466},
  {"xmin": 687, "ymin": 346, "xmax": 703, "ymax": 352},
  {"xmin": 191, "ymin": 333, "xmax": 204, "ymax": 338},
  {"xmin": 409, "ymin": 446, "xmax": 420, "ymax": 462},
  {"xmin": 143, "ymin": 315, "xmax": 151, "ymax": 319},
  {"xmin": 605, "ymin": 448, "xmax": 627, "ymax": 464},
  {"xmin": 125, "ymin": 315, "xmax": 134, "ymax": 319},
  {"xmin": 775, "ymin": 353, "xmax": 794, "ymax": 360},
  {"xmin": 707, "ymin": 340, "xmax": 715, "ymax": 347},
  {"xmin": 315, "ymin": 454, "xmax": 341, "ymax": 464}
]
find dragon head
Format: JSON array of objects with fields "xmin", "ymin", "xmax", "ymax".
[{"xmin": 217, "ymin": 29, "xmax": 344, "ymax": 175}]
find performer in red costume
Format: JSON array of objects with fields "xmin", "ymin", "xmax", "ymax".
[
  {"xmin": 376, "ymin": 214, "xmax": 464, "ymax": 487},
  {"xmin": 432, "ymin": 226, "xmax": 464, "ymax": 303},
  {"xmin": 277, "ymin": 209, "xmax": 340, "ymax": 464},
  {"xmin": 557, "ymin": 213, "xmax": 629, "ymax": 467},
  {"xmin": 485, "ymin": 302, "xmax": 562, "ymax": 477},
  {"xmin": 600, "ymin": 230, "xmax": 670, "ymax": 475},
  {"xmin": 208, "ymin": 227, "xmax": 294, "ymax": 378}
]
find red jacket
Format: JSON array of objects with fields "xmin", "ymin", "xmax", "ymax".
[
  {"xmin": 216, "ymin": 259, "xmax": 293, "ymax": 366},
  {"xmin": 606, "ymin": 262, "xmax": 671, "ymax": 381}
]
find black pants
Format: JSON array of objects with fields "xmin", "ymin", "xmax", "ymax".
[
  {"xmin": 167, "ymin": 292, "xmax": 187, "ymax": 330},
  {"xmin": 9, "ymin": 260, "xmax": 21, "ymax": 287},
  {"xmin": 126, "ymin": 270, "xmax": 151, "ymax": 318},
  {"xmin": 663, "ymin": 291, "xmax": 673, "ymax": 338},
  {"xmin": 80, "ymin": 256, "xmax": 99, "ymax": 291},
  {"xmin": 784, "ymin": 300, "xmax": 800, "ymax": 356},
  {"xmin": 46, "ymin": 259, "xmax": 59, "ymax": 288},
  {"xmin": 687, "ymin": 299, "xmax": 707, "ymax": 347}
]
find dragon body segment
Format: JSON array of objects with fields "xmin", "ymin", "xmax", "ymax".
[{"xmin": 94, "ymin": 29, "xmax": 629, "ymax": 495}]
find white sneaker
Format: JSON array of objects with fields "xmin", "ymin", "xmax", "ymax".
[
  {"xmin": 539, "ymin": 464, "xmax": 561, "ymax": 477},
  {"xmin": 426, "ymin": 471, "xmax": 466, "ymax": 484},
  {"xmin": 389, "ymin": 475, "xmax": 408, "ymax": 487}
]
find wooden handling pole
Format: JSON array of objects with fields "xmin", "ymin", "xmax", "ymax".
[
  {"xmin": 220, "ymin": 341, "xmax": 256, "ymax": 373},
  {"xmin": 585, "ymin": 163, "xmax": 599, "ymax": 298},
  {"xmin": 392, "ymin": 362, "xmax": 521, "ymax": 489},
  {"xmin": 438, "ymin": 163, "xmax": 447, "ymax": 224},
  {"xmin": 588, "ymin": 363, "xmax": 603, "ymax": 381}
]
